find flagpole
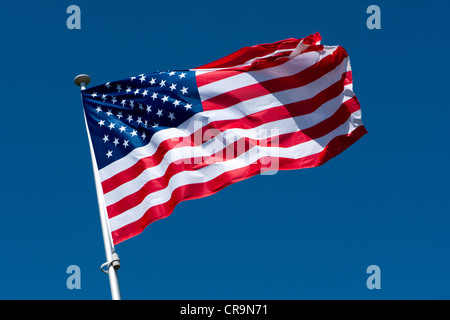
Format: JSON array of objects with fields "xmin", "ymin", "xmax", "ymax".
[{"xmin": 74, "ymin": 74, "xmax": 122, "ymax": 300}]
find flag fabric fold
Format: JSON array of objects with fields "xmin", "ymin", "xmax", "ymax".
[{"xmin": 81, "ymin": 33, "xmax": 367, "ymax": 245}]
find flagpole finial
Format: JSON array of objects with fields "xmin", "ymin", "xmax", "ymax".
[{"xmin": 74, "ymin": 74, "xmax": 91, "ymax": 90}]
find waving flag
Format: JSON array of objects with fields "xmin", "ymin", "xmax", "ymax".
[{"xmin": 81, "ymin": 33, "xmax": 366, "ymax": 244}]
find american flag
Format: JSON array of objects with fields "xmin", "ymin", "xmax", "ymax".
[{"xmin": 81, "ymin": 33, "xmax": 366, "ymax": 244}]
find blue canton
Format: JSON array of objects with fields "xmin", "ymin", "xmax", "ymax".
[{"xmin": 82, "ymin": 71, "xmax": 203, "ymax": 169}]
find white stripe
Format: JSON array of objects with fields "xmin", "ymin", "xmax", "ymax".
[
  {"xmin": 104, "ymin": 85, "xmax": 354, "ymax": 206},
  {"xmin": 109, "ymin": 110, "xmax": 362, "ymax": 232},
  {"xmin": 99, "ymin": 55, "xmax": 351, "ymax": 182}
]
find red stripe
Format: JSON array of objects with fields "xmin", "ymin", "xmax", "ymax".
[
  {"xmin": 201, "ymin": 46, "xmax": 348, "ymax": 111},
  {"xmin": 196, "ymin": 53, "xmax": 293, "ymax": 87},
  {"xmin": 102, "ymin": 70, "xmax": 353, "ymax": 194},
  {"xmin": 197, "ymin": 38, "xmax": 301, "ymax": 69},
  {"xmin": 111, "ymin": 124, "xmax": 367, "ymax": 245},
  {"xmin": 196, "ymin": 33, "xmax": 322, "ymax": 70},
  {"xmin": 195, "ymin": 44, "xmax": 326, "ymax": 87}
]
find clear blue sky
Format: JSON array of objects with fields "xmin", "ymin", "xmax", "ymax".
[{"xmin": 1, "ymin": 0, "xmax": 449, "ymax": 300}]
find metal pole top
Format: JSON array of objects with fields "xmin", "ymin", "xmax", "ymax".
[{"xmin": 74, "ymin": 74, "xmax": 91, "ymax": 89}]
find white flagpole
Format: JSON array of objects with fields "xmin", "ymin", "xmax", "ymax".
[{"xmin": 74, "ymin": 74, "xmax": 122, "ymax": 300}]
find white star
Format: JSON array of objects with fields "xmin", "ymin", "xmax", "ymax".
[
  {"xmin": 91, "ymin": 92, "xmax": 98, "ymax": 97},
  {"xmin": 179, "ymin": 72, "xmax": 186, "ymax": 79},
  {"xmin": 159, "ymin": 80, "xmax": 166, "ymax": 87},
  {"xmin": 95, "ymin": 106, "xmax": 102, "ymax": 113},
  {"xmin": 169, "ymin": 83, "xmax": 177, "ymax": 91},
  {"xmin": 168, "ymin": 112, "xmax": 175, "ymax": 121},
  {"xmin": 130, "ymin": 129, "xmax": 138, "ymax": 137},
  {"xmin": 156, "ymin": 109, "xmax": 163, "ymax": 117},
  {"xmin": 111, "ymin": 96, "xmax": 117, "ymax": 104},
  {"xmin": 116, "ymin": 84, "xmax": 122, "ymax": 92},
  {"xmin": 98, "ymin": 120, "xmax": 105, "ymax": 127},
  {"xmin": 123, "ymin": 140, "xmax": 129, "ymax": 148},
  {"xmin": 139, "ymin": 75, "xmax": 146, "ymax": 82},
  {"xmin": 180, "ymin": 86, "xmax": 188, "ymax": 95},
  {"xmin": 121, "ymin": 99, "xmax": 127, "ymax": 106},
  {"xmin": 152, "ymin": 123, "xmax": 159, "ymax": 128},
  {"xmin": 168, "ymin": 71, "xmax": 176, "ymax": 76},
  {"xmin": 173, "ymin": 100, "xmax": 180, "ymax": 107},
  {"xmin": 151, "ymin": 92, "xmax": 158, "ymax": 100},
  {"xmin": 105, "ymin": 82, "xmax": 111, "ymax": 88},
  {"xmin": 113, "ymin": 138, "xmax": 120, "ymax": 146},
  {"xmin": 106, "ymin": 109, "xmax": 113, "ymax": 116},
  {"xmin": 136, "ymin": 117, "xmax": 142, "ymax": 125},
  {"xmin": 102, "ymin": 135, "xmax": 109, "ymax": 143},
  {"xmin": 185, "ymin": 103, "xmax": 192, "ymax": 111},
  {"xmin": 119, "ymin": 125, "xmax": 126, "ymax": 132},
  {"xmin": 101, "ymin": 94, "xmax": 107, "ymax": 102},
  {"xmin": 106, "ymin": 150, "xmax": 113, "ymax": 158},
  {"xmin": 161, "ymin": 95, "xmax": 169, "ymax": 103},
  {"xmin": 116, "ymin": 111, "xmax": 123, "ymax": 119},
  {"xmin": 127, "ymin": 115, "xmax": 133, "ymax": 123},
  {"xmin": 129, "ymin": 100, "xmax": 135, "ymax": 108},
  {"xmin": 149, "ymin": 78, "xmax": 156, "ymax": 85},
  {"xmin": 146, "ymin": 105, "xmax": 152, "ymax": 113},
  {"xmin": 108, "ymin": 122, "xmax": 116, "ymax": 130},
  {"xmin": 134, "ymin": 89, "xmax": 140, "ymax": 95},
  {"xmin": 126, "ymin": 86, "xmax": 132, "ymax": 93},
  {"xmin": 141, "ymin": 132, "xmax": 147, "ymax": 140},
  {"xmin": 142, "ymin": 89, "xmax": 148, "ymax": 97},
  {"xmin": 138, "ymin": 103, "xmax": 144, "ymax": 111},
  {"xmin": 130, "ymin": 76, "xmax": 136, "ymax": 81}
]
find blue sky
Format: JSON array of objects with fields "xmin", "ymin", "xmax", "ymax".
[{"xmin": 0, "ymin": 0, "xmax": 449, "ymax": 299}]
